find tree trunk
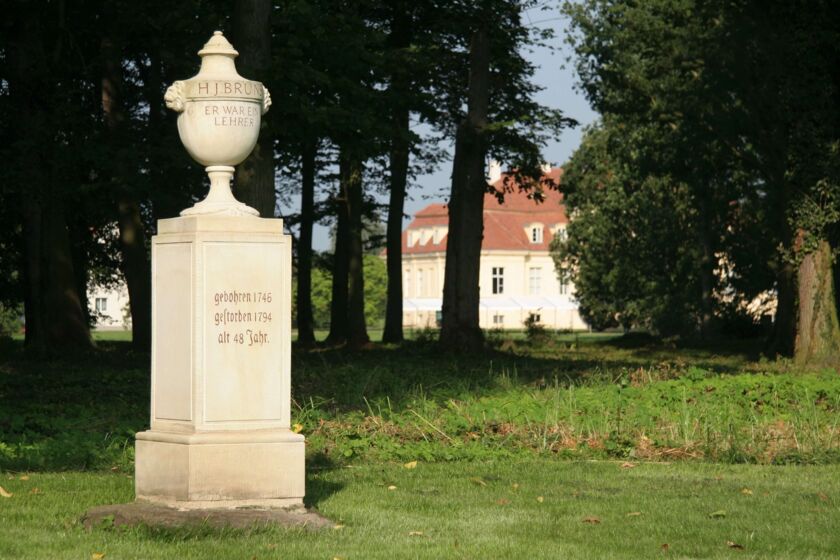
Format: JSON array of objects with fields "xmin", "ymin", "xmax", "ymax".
[
  {"xmin": 296, "ymin": 140, "xmax": 317, "ymax": 346},
  {"xmin": 232, "ymin": 0, "xmax": 276, "ymax": 217},
  {"xmin": 382, "ymin": 8, "xmax": 413, "ymax": 344},
  {"xmin": 68, "ymin": 217, "xmax": 92, "ymax": 328},
  {"xmin": 41, "ymin": 200, "xmax": 93, "ymax": 348},
  {"xmin": 767, "ymin": 258, "xmax": 797, "ymax": 357},
  {"xmin": 794, "ymin": 238, "xmax": 840, "ymax": 366},
  {"xmin": 696, "ymin": 194, "xmax": 715, "ymax": 338},
  {"xmin": 101, "ymin": 32, "xmax": 151, "ymax": 351},
  {"xmin": 382, "ymin": 105, "xmax": 410, "ymax": 344},
  {"xmin": 343, "ymin": 152, "xmax": 370, "ymax": 348},
  {"xmin": 21, "ymin": 200, "xmax": 46, "ymax": 351},
  {"xmin": 327, "ymin": 192, "xmax": 350, "ymax": 345},
  {"xmin": 439, "ymin": 26, "xmax": 490, "ymax": 352},
  {"xmin": 11, "ymin": 3, "xmax": 91, "ymax": 351}
]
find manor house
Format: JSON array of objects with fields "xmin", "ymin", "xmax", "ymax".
[{"xmin": 401, "ymin": 165, "xmax": 587, "ymax": 330}]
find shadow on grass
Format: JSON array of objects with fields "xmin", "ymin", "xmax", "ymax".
[{"xmin": 0, "ymin": 332, "xmax": 767, "ymax": 472}]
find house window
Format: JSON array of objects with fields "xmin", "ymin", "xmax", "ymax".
[
  {"xmin": 404, "ymin": 268, "xmax": 411, "ymax": 296},
  {"xmin": 531, "ymin": 226, "xmax": 543, "ymax": 243},
  {"xmin": 529, "ymin": 312, "xmax": 541, "ymax": 323},
  {"xmin": 555, "ymin": 226, "xmax": 567, "ymax": 242},
  {"xmin": 492, "ymin": 267, "xmax": 504, "ymax": 294},
  {"xmin": 493, "ymin": 314, "xmax": 504, "ymax": 325},
  {"xmin": 95, "ymin": 297, "xmax": 108, "ymax": 312},
  {"xmin": 559, "ymin": 277, "xmax": 569, "ymax": 295},
  {"xmin": 529, "ymin": 267, "xmax": 541, "ymax": 295},
  {"xmin": 417, "ymin": 269, "xmax": 424, "ymax": 297}
]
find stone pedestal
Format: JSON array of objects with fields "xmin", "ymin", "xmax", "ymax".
[{"xmin": 135, "ymin": 215, "xmax": 304, "ymax": 508}]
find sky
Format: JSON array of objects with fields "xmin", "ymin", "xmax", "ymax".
[{"xmin": 305, "ymin": 8, "xmax": 599, "ymax": 251}]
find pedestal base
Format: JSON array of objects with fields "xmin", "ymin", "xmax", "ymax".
[{"xmin": 135, "ymin": 429, "xmax": 305, "ymax": 507}]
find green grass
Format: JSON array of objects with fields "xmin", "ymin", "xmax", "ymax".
[
  {"xmin": 2, "ymin": 460, "xmax": 839, "ymax": 559},
  {"xmin": 2, "ymin": 333, "xmax": 840, "ymax": 557}
]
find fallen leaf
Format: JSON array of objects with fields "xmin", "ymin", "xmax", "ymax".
[
  {"xmin": 19, "ymin": 475, "xmax": 29, "ymax": 481},
  {"xmin": 511, "ymin": 483, "xmax": 520, "ymax": 490},
  {"xmin": 536, "ymin": 496, "xmax": 544, "ymax": 503},
  {"xmin": 408, "ymin": 531, "xmax": 425, "ymax": 537},
  {"xmin": 91, "ymin": 554, "xmax": 106, "ymax": 560},
  {"xmin": 496, "ymin": 498, "xmax": 510, "ymax": 506},
  {"xmin": 708, "ymin": 510, "xmax": 727, "ymax": 518},
  {"xmin": 714, "ymin": 475, "xmax": 724, "ymax": 481},
  {"xmin": 626, "ymin": 511, "xmax": 642, "ymax": 517},
  {"xmin": 661, "ymin": 543, "xmax": 670, "ymax": 551},
  {"xmin": 265, "ymin": 544, "xmax": 277, "ymax": 549},
  {"xmin": 740, "ymin": 488, "xmax": 753, "ymax": 496},
  {"xmin": 726, "ymin": 541, "xmax": 744, "ymax": 550},
  {"xmin": 404, "ymin": 461, "xmax": 417, "ymax": 469},
  {"xmin": 582, "ymin": 516, "xmax": 601, "ymax": 524},
  {"xmin": 292, "ymin": 423, "xmax": 304, "ymax": 433},
  {"xmin": 332, "ymin": 557, "xmax": 344, "ymax": 560},
  {"xmin": 0, "ymin": 486, "xmax": 11, "ymax": 498},
  {"xmin": 818, "ymin": 493, "xmax": 829, "ymax": 502},
  {"xmin": 332, "ymin": 524, "xmax": 345, "ymax": 530},
  {"xmin": 110, "ymin": 466, "xmax": 119, "ymax": 472},
  {"xmin": 470, "ymin": 477, "xmax": 487, "ymax": 487},
  {"xmin": 387, "ymin": 485, "xmax": 397, "ymax": 491},
  {"xmin": 30, "ymin": 487, "xmax": 41, "ymax": 495},
  {"xmin": 620, "ymin": 462, "xmax": 636, "ymax": 469}
]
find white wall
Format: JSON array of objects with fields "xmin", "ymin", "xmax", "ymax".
[{"xmin": 88, "ymin": 284, "xmax": 131, "ymax": 330}]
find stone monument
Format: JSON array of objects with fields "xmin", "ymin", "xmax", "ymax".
[{"xmin": 133, "ymin": 31, "xmax": 304, "ymax": 508}]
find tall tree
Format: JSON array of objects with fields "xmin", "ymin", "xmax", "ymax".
[
  {"xmin": 342, "ymin": 152, "xmax": 370, "ymax": 347},
  {"xmin": 440, "ymin": 24, "xmax": 491, "ymax": 352},
  {"xmin": 295, "ymin": 139, "xmax": 318, "ymax": 345},
  {"xmin": 7, "ymin": 1, "xmax": 92, "ymax": 351},
  {"xmin": 232, "ymin": 0, "xmax": 276, "ymax": 217},
  {"xmin": 100, "ymin": 5, "xmax": 151, "ymax": 351}
]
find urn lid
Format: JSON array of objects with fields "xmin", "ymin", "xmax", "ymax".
[{"xmin": 198, "ymin": 30, "xmax": 239, "ymax": 58}]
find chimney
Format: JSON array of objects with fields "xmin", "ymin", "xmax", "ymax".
[{"xmin": 488, "ymin": 160, "xmax": 502, "ymax": 183}]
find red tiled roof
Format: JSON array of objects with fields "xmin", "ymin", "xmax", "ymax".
[{"xmin": 402, "ymin": 168, "xmax": 567, "ymax": 254}]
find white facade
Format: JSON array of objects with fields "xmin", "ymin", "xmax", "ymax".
[{"xmin": 402, "ymin": 249, "xmax": 586, "ymax": 330}]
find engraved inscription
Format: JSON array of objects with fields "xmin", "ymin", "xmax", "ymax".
[
  {"xmin": 212, "ymin": 290, "xmax": 273, "ymax": 347},
  {"xmin": 203, "ymin": 103, "xmax": 259, "ymax": 127},
  {"xmin": 195, "ymin": 80, "xmax": 263, "ymax": 97}
]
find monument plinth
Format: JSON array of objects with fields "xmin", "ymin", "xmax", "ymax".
[{"xmin": 134, "ymin": 32, "xmax": 304, "ymax": 509}]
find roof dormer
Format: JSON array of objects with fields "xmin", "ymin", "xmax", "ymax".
[{"xmin": 525, "ymin": 222, "xmax": 544, "ymax": 244}]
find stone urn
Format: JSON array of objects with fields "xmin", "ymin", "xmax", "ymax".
[{"xmin": 164, "ymin": 31, "xmax": 271, "ymax": 217}]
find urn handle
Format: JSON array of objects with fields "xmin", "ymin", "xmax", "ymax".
[
  {"xmin": 164, "ymin": 81, "xmax": 186, "ymax": 113},
  {"xmin": 262, "ymin": 87, "xmax": 272, "ymax": 115}
]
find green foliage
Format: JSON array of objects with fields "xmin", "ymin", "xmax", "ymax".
[
  {"xmin": 298, "ymin": 253, "xmax": 387, "ymax": 329},
  {"xmin": 4, "ymin": 336, "xmax": 839, "ymax": 472},
  {"xmin": 523, "ymin": 313, "xmax": 548, "ymax": 344},
  {"xmin": 0, "ymin": 304, "xmax": 22, "ymax": 338},
  {"xmin": 562, "ymin": 0, "xmax": 840, "ymax": 350},
  {"xmin": 552, "ymin": 123, "xmax": 703, "ymax": 335}
]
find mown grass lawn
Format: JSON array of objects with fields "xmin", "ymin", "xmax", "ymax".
[
  {"xmin": 2, "ymin": 460, "xmax": 839, "ymax": 559},
  {"xmin": 1, "ymin": 333, "xmax": 839, "ymax": 558}
]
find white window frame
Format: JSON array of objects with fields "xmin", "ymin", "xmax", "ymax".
[
  {"xmin": 95, "ymin": 297, "xmax": 108, "ymax": 312},
  {"xmin": 529, "ymin": 267, "xmax": 541, "ymax": 295},
  {"xmin": 492, "ymin": 267, "xmax": 504, "ymax": 294},
  {"xmin": 531, "ymin": 226, "xmax": 543, "ymax": 243}
]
